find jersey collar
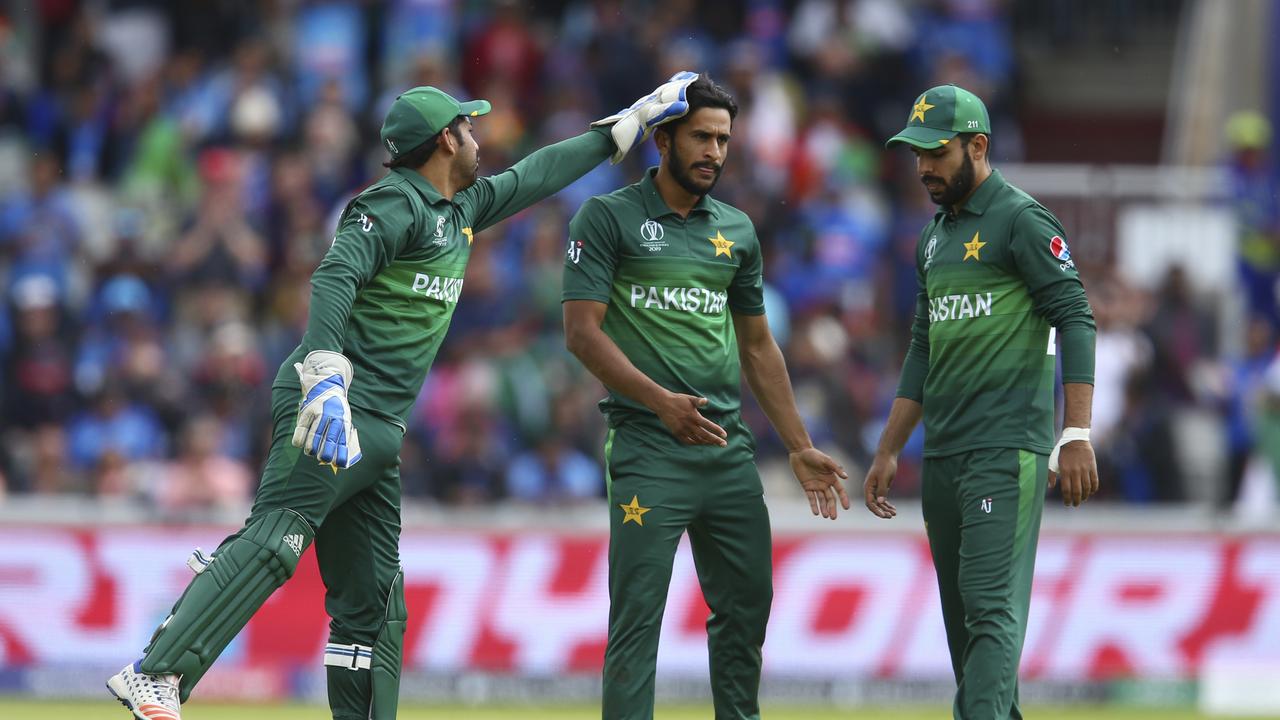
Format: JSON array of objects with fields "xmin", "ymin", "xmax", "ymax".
[
  {"xmin": 390, "ymin": 167, "xmax": 450, "ymax": 206},
  {"xmin": 639, "ymin": 167, "xmax": 714, "ymax": 219},
  {"xmin": 938, "ymin": 168, "xmax": 1006, "ymax": 219}
]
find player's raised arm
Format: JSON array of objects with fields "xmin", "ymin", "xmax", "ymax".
[{"xmin": 460, "ymin": 72, "xmax": 700, "ymax": 234}]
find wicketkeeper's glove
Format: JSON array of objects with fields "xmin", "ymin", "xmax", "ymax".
[
  {"xmin": 592, "ymin": 71, "xmax": 699, "ymax": 164},
  {"xmin": 292, "ymin": 350, "xmax": 363, "ymax": 469}
]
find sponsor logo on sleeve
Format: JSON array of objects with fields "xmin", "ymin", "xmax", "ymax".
[
  {"xmin": 567, "ymin": 239, "xmax": 582, "ymax": 265},
  {"xmin": 1050, "ymin": 235, "xmax": 1075, "ymax": 270}
]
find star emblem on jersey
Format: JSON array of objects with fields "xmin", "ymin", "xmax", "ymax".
[
  {"xmin": 463, "ymin": 227, "xmax": 474, "ymax": 246},
  {"xmin": 910, "ymin": 95, "xmax": 935, "ymax": 123},
  {"xmin": 619, "ymin": 495, "xmax": 650, "ymax": 526},
  {"xmin": 708, "ymin": 230, "xmax": 734, "ymax": 258},
  {"xmin": 963, "ymin": 231, "xmax": 986, "ymax": 261}
]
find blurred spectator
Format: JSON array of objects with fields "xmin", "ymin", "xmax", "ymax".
[
  {"xmin": 146, "ymin": 414, "xmax": 252, "ymax": 512},
  {"xmin": 505, "ymin": 432, "xmax": 602, "ymax": 503},
  {"xmin": 1226, "ymin": 111, "xmax": 1280, "ymax": 330}
]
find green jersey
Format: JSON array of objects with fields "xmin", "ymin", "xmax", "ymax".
[
  {"xmin": 896, "ymin": 169, "xmax": 1095, "ymax": 457},
  {"xmin": 562, "ymin": 169, "xmax": 765, "ymax": 426},
  {"xmin": 273, "ymin": 128, "xmax": 613, "ymax": 427}
]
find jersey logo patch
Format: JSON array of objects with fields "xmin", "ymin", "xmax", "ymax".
[
  {"xmin": 640, "ymin": 219, "xmax": 667, "ymax": 252},
  {"xmin": 567, "ymin": 239, "xmax": 582, "ymax": 264},
  {"xmin": 980, "ymin": 497, "xmax": 993, "ymax": 514},
  {"xmin": 433, "ymin": 216, "xmax": 448, "ymax": 246},
  {"xmin": 708, "ymin": 230, "xmax": 734, "ymax": 258},
  {"xmin": 1050, "ymin": 235, "xmax": 1071, "ymax": 261},
  {"xmin": 923, "ymin": 235, "xmax": 937, "ymax": 269},
  {"xmin": 962, "ymin": 231, "xmax": 985, "ymax": 262}
]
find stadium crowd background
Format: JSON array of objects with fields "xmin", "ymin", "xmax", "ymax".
[{"xmin": 0, "ymin": 0, "xmax": 1271, "ymax": 515}]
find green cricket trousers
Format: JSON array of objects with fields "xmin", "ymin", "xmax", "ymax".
[
  {"xmin": 922, "ymin": 447, "xmax": 1048, "ymax": 720},
  {"xmin": 601, "ymin": 411, "xmax": 773, "ymax": 720},
  {"xmin": 141, "ymin": 385, "xmax": 408, "ymax": 719}
]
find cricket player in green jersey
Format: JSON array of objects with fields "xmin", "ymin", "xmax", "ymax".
[
  {"xmin": 563, "ymin": 75, "xmax": 851, "ymax": 720},
  {"xmin": 105, "ymin": 73, "xmax": 702, "ymax": 720},
  {"xmin": 863, "ymin": 85, "xmax": 1099, "ymax": 719}
]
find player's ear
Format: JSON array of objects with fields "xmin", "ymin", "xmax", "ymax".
[
  {"xmin": 653, "ymin": 125, "xmax": 672, "ymax": 156},
  {"xmin": 970, "ymin": 133, "xmax": 989, "ymax": 164}
]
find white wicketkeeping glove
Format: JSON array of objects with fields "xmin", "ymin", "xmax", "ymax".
[
  {"xmin": 592, "ymin": 71, "xmax": 699, "ymax": 164},
  {"xmin": 292, "ymin": 350, "xmax": 362, "ymax": 469}
]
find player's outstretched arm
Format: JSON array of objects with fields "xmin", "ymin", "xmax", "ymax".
[
  {"xmin": 564, "ymin": 300, "xmax": 728, "ymax": 446},
  {"xmin": 731, "ymin": 312, "xmax": 850, "ymax": 519},
  {"xmin": 463, "ymin": 73, "xmax": 698, "ymax": 233}
]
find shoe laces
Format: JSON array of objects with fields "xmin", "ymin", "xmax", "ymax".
[{"xmin": 145, "ymin": 674, "xmax": 179, "ymax": 707}]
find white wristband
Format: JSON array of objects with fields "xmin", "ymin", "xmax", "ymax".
[{"xmin": 1048, "ymin": 427, "xmax": 1090, "ymax": 473}]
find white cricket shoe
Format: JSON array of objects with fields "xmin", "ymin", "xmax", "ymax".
[{"xmin": 107, "ymin": 660, "xmax": 182, "ymax": 720}]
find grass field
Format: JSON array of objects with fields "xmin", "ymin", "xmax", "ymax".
[{"xmin": 0, "ymin": 700, "xmax": 1226, "ymax": 719}]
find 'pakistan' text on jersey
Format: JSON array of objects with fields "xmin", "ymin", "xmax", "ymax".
[
  {"xmin": 562, "ymin": 169, "xmax": 765, "ymax": 425},
  {"xmin": 897, "ymin": 169, "xmax": 1095, "ymax": 457},
  {"xmin": 273, "ymin": 129, "xmax": 613, "ymax": 426}
]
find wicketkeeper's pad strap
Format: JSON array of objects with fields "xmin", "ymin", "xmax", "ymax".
[{"xmin": 324, "ymin": 643, "xmax": 374, "ymax": 670}]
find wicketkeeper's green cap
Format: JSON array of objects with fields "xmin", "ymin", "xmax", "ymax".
[
  {"xmin": 886, "ymin": 85, "xmax": 990, "ymax": 150},
  {"xmin": 380, "ymin": 86, "xmax": 491, "ymax": 159}
]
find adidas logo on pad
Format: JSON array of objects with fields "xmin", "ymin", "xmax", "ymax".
[{"xmin": 284, "ymin": 534, "xmax": 304, "ymax": 556}]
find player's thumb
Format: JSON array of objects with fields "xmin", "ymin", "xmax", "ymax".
[{"xmin": 693, "ymin": 396, "xmax": 709, "ymax": 407}]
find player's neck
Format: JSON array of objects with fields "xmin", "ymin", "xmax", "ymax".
[
  {"xmin": 418, "ymin": 162, "xmax": 458, "ymax": 201},
  {"xmin": 653, "ymin": 166, "xmax": 702, "ymax": 217}
]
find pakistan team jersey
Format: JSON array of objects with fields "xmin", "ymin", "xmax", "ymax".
[
  {"xmin": 273, "ymin": 128, "xmax": 613, "ymax": 426},
  {"xmin": 897, "ymin": 169, "xmax": 1095, "ymax": 457},
  {"xmin": 562, "ymin": 169, "xmax": 765, "ymax": 425}
]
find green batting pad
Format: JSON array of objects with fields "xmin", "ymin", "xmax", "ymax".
[
  {"xmin": 141, "ymin": 508, "xmax": 314, "ymax": 702},
  {"xmin": 370, "ymin": 570, "xmax": 407, "ymax": 719}
]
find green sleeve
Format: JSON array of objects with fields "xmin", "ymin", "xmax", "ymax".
[
  {"xmin": 728, "ymin": 224, "xmax": 765, "ymax": 315},
  {"xmin": 1010, "ymin": 206, "xmax": 1096, "ymax": 384},
  {"xmin": 459, "ymin": 127, "xmax": 613, "ymax": 233},
  {"xmin": 895, "ymin": 257, "xmax": 931, "ymax": 402},
  {"xmin": 303, "ymin": 186, "xmax": 413, "ymax": 352},
  {"xmin": 561, "ymin": 197, "xmax": 619, "ymax": 303}
]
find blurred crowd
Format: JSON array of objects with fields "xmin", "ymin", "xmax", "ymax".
[{"xmin": 0, "ymin": 0, "xmax": 1272, "ymax": 515}]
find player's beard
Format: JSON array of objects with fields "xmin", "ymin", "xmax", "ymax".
[
  {"xmin": 922, "ymin": 150, "xmax": 975, "ymax": 208},
  {"xmin": 454, "ymin": 145, "xmax": 480, "ymax": 190},
  {"xmin": 669, "ymin": 142, "xmax": 722, "ymax": 197}
]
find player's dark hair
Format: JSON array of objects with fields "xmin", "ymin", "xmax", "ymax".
[
  {"xmin": 655, "ymin": 74, "xmax": 739, "ymax": 139},
  {"xmin": 383, "ymin": 116, "xmax": 466, "ymax": 169}
]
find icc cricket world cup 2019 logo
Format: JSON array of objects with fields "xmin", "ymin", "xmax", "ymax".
[{"xmin": 640, "ymin": 219, "xmax": 667, "ymax": 253}]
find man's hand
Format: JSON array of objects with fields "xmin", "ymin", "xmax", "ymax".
[
  {"xmin": 651, "ymin": 392, "xmax": 727, "ymax": 446},
  {"xmin": 863, "ymin": 453, "xmax": 899, "ymax": 519},
  {"xmin": 592, "ymin": 71, "xmax": 698, "ymax": 164},
  {"xmin": 1049, "ymin": 440, "xmax": 1098, "ymax": 507},
  {"xmin": 292, "ymin": 350, "xmax": 362, "ymax": 469},
  {"xmin": 790, "ymin": 448, "xmax": 850, "ymax": 520}
]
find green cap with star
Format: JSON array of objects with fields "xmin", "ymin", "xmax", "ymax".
[
  {"xmin": 885, "ymin": 85, "xmax": 990, "ymax": 150},
  {"xmin": 380, "ymin": 86, "xmax": 491, "ymax": 160}
]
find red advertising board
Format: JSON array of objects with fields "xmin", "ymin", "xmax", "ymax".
[{"xmin": 1, "ymin": 527, "xmax": 1277, "ymax": 682}]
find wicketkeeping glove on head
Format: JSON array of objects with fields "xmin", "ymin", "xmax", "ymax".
[
  {"xmin": 292, "ymin": 350, "xmax": 362, "ymax": 469},
  {"xmin": 592, "ymin": 71, "xmax": 698, "ymax": 164}
]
